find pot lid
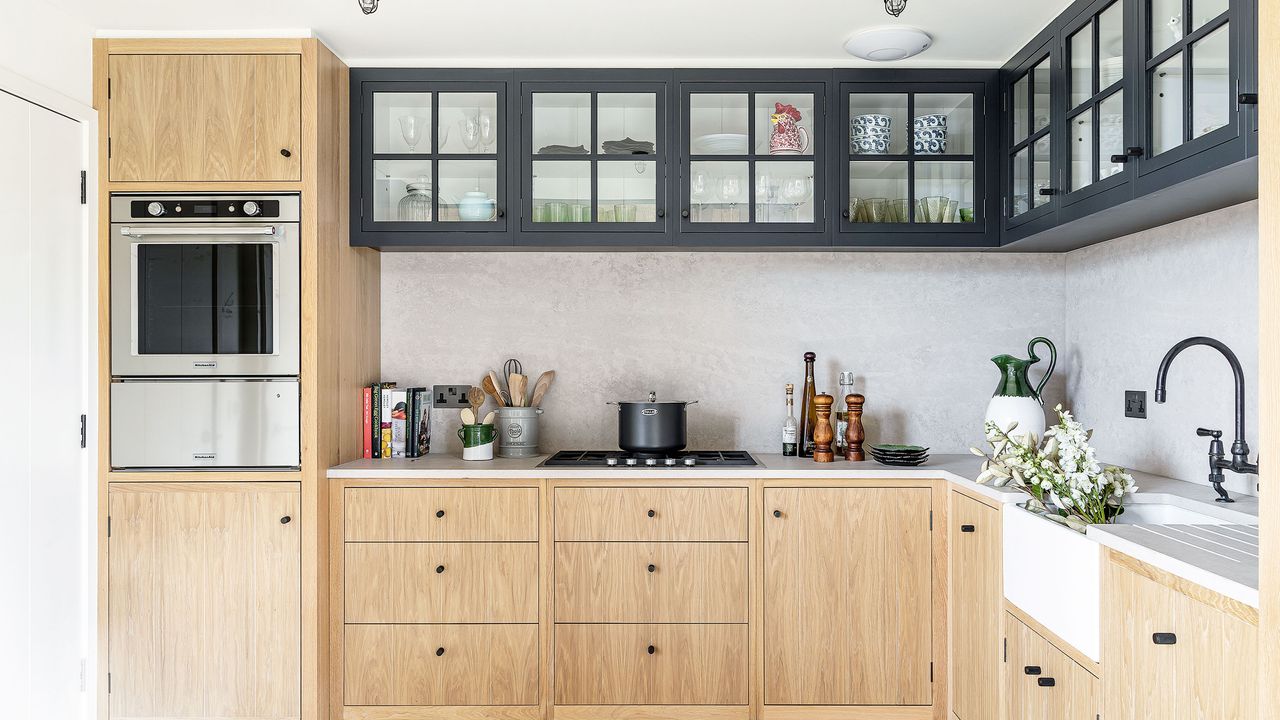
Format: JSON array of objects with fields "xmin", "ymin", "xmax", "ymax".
[{"xmin": 615, "ymin": 391, "xmax": 698, "ymax": 405}]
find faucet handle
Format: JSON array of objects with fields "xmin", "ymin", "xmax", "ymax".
[{"xmin": 1196, "ymin": 428, "xmax": 1223, "ymax": 439}]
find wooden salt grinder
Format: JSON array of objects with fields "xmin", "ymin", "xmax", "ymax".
[
  {"xmin": 844, "ymin": 393, "xmax": 866, "ymax": 461},
  {"xmin": 813, "ymin": 394, "xmax": 835, "ymax": 463}
]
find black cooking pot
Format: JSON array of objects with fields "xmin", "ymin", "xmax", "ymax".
[{"xmin": 611, "ymin": 391, "xmax": 698, "ymax": 454}]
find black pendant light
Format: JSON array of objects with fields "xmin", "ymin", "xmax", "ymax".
[
  {"xmin": 884, "ymin": 0, "xmax": 907, "ymax": 16},
  {"xmin": 358, "ymin": 0, "xmax": 379, "ymax": 14}
]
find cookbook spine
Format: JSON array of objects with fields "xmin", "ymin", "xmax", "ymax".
[
  {"xmin": 370, "ymin": 384, "xmax": 382, "ymax": 459},
  {"xmin": 362, "ymin": 386, "xmax": 372, "ymax": 459}
]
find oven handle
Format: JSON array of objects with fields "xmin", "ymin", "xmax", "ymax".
[{"xmin": 119, "ymin": 225, "xmax": 278, "ymax": 237}]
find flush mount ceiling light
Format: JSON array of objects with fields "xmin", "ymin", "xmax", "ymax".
[
  {"xmin": 358, "ymin": 0, "xmax": 379, "ymax": 14},
  {"xmin": 843, "ymin": 26, "xmax": 932, "ymax": 61},
  {"xmin": 884, "ymin": 0, "xmax": 908, "ymax": 16}
]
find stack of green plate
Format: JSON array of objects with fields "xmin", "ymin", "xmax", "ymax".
[{"xmin": 868, "ymin": 444, "xmax": 930, "ymax": 467}]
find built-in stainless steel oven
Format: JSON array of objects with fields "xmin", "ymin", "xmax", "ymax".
[
  {"xmin": 109, "ymin": 193, "xmax": 301, "ymax": 470},
  {"xmin": 111, "ymin": 194, "xmax": 300, "ymax": 377}
]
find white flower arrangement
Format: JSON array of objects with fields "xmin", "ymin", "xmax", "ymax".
[{"xmin": 971, "ymin": 404, "xmax": 1137, "ymax": 532}]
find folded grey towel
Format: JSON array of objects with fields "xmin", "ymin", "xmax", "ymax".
[
  {"xmin": 601, "ymin": 137, "xmax": 655, "ymax": 155},
  {"xmin": 537, "ymin": 144, "xmax": 589, "ymax": 154}
]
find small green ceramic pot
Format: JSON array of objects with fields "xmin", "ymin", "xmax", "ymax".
[{"xmin": 457, "ymin": 423, "xmax": 496, "ymax": 447}]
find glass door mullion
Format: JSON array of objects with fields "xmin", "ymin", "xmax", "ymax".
[
  {"xmin": 431, "ymin": 90, "xmax": 440, "ymax": 222},
  {"xmin": 906, "ymin": 92, "xmax": 916, "ymax": 222},
  {"xmin": 747, "ymin": 91, "xmax": 757, "ymax": 224},
  {"xmin": 590, "ymin": 91, "xmax": 599, "ymax": 222}
]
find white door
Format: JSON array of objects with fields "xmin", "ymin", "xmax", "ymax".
[{"xmin": 0, "ymin": 90, "xmax": 89, "ymax": 719}]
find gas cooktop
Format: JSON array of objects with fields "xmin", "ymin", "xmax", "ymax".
[{"xmin": 541, "ymin": 450, "xmax": 758, "ymax": 468}]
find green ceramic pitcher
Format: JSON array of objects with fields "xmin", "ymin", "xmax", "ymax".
[{"xmin": 983, "ymin": 337, "xmax": 1056, "ymax": 440}]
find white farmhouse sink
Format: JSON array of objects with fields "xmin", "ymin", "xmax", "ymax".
[{"xmin": 1114, "ymin": 494, "xmax": 1259, "ymax": 526}]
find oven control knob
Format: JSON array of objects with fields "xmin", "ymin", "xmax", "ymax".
[
  {"xmin": 625, "ymin": 458, "xmax": 638, "ymax": 466},
  {"xmin": 683, "ymin": 457, "xmax": 697, "ymax": 467},
  {"xmin": 664, "ymin": 458, "xmax": 677, "ymax": 466},
  {"xmin": 146, "ymin": 201, "xmax": 165, "ymax": 217},
  {"xmin": 645, "ymin": 458, "xmax": 657, "ymax": 467},
  {"xmin": 242, "ymin": 200, "xmax": 261, "ymax": 216},
  {"xmin": 606, "ymin": 457, "xmax": 618, "ymax": 467}
]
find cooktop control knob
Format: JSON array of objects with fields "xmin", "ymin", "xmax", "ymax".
[
  {"xmin": 664, "ymin": 458, "xmax": 677, "ymax": 466},
  {"xmin": 606, "ymin": 457, "xmax": 618, "ymax": 467},
  {"xmin": 146, "ymin": 201, "xmax": 165, "ymax": 217},
  {"xmin": 241, "ymin": 200, "xmax": 261, "ymax": 216},
  {"xmin": 683, "ymin": 457, "xmax": 697, "ymax": 467},
  {"xmin": 625, "ymin": 458, "xmax": 638, "ymax": 466},
  {"xmin": 645, "ymin": 458, "xmax": 657, "ymax": 467}
]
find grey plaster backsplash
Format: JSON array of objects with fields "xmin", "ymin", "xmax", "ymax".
[{"xmin": 382, "ymin": 250, "xmax": 1067, "ymax": 456}]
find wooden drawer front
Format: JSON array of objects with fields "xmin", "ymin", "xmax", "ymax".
[
  {"xmin": 554, "ymin": 487, "xmax": 747, "ymax": 541},
  {"xmin": 346, "ymin": 543, "xmax": 538, "ymax": 623},
  {"xmin": 555, "ymin": 542, "xmax": 747, "ymax": 623},
  {"xmin": 1006, "ymin": 613, "xmax": 1097, "ymax": 720},
  {"xmin": 345, "ymin": 487, "xmax": 538, "ymax": 542},
  {"xmin": 554, "ymin": 623, "xmax": 748, "ymax": 705},
  {"xmin": 345, "ymin": 624, "xmax": 539, "ymax": 706}
]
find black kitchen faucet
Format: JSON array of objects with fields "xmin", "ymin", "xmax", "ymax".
[{"xmin": 1154, "ymin": 336, "xmax": 1259, "ymax": 503}]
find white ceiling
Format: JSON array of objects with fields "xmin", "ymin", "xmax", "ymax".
[{"xmin": 61, "ymin": 0, "xmax": 1070, "ymax": 68}]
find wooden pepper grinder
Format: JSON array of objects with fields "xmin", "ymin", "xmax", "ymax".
[
  {"xmin": 812, "ymin": 394, "xmax": 835, "ymax": 463},
  {"xmin": 844, "ymin": 394, "xmax": 866, "ymax": 461}
]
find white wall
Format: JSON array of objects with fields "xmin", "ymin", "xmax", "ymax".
[
  {"xmin": 1063, "ymin": 201, "xmax": 1259, "ymax": 496},
  {"xmin": 0, "ymin": 1, "xmax": 94, "ymax": 105},
  {"xmin": 382, "ymin": 251, "xmax": 1067, "ymax": 455}
]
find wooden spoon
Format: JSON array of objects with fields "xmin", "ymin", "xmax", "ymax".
[
  {"xmin": 481, "ymin": 372, "xmax": 507, "ymax": 407},
  {"xmin": 468, "ymin": 385, "xmax": 486, "ymax": 419},
  {"xmin": 460, "ymin": 408, "xmax": 476, "ymax": 425},
  {"xmin": 481, "ymin": 410, "xmax": 496, "ymax": 425},
  {"xmin": 529, "ymin": 370, "xmax": 555, "ymax": 408},
  {"xmin": 509, "ymin": 374, "xmax": 528, "ymax": 407}
]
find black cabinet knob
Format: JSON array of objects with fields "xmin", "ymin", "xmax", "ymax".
[
  {"xmin": 647, "ymin": 564, "xmax": 656, "ymax": 573},
  {"xmin": 497, "ymin": 208, "xmax": 505, "ymax": 218},
  {"xmin": 1152, "ymin": 632, "xmax": 1177, "ymax": 645},
  {"xmin": 960, "ymin": 524, "xmax": 976, "ymax": 533},
  {"xmin": 657, "ymin": 208, "xmax": 666, "ymax": 218},
  {"xmin": 841, "ymin": 208, "xmax": 850, "ymax": 218},
  {"xmin": 647, "ymin": 645, "xmax": 655, "ymax": 655},
  {"xmin": 280, "ymin": 515, "xmax": 291, "ymax": 524},
  {"xmin": 1239, "ymin": 92, "xmax": 1259, "ymax": 105},
  {"xmin": 647, "ymin": 509, "xmax": 655, "ymax": 518},
  {"xmin": 773, "ymin": 510, "xmax": 782, "ymax": 518},
  {"xmin": 435, "ymin": 647, "xmax": 445, "ymax": 656},
  {"xmin": 436, "ymin": 509, "xmax": 445, "ymax": 518},
  {"xmin": 1024, "ymin": 665, "xmax": 1041, "ymax": 676},
  {"xmin": 436, "ymin": 565, "xmax": 445, "ymax": 574},
  {"xmin": 680, "ymin": 209, "xmax": 690, "ymax": 218},
  {"xmin": 280, "ymin": 148, "xmax": 292, "ymax": 158},
  {"xmin": 1037, "ymin": 677, "xmax": 1056, "ymax": 687}
]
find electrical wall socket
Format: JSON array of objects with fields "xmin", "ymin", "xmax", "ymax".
[
  {"xmin": 433, "ymin": 385, "xmax": 474, "ymax": 408},
  {"xmin": 1125, "ymin": 390, "xmax": 1147, "ymax": 419}
]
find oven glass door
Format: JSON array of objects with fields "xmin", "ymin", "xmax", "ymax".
[{"xmin": 136, "ymin": 242, "xmax": 275, "ymax": 355}]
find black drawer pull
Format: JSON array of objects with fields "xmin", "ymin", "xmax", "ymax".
[
  {"xmin": 1024, "ymin": 665, "xmax": 1041, "ymax": 676},
  {"xmin": 1037, "ymin": 677, "xmax": 1056, "ymax": 687},
  {"xmin": 1153, "ymin": 632, "xmax": 1177, "ymax": 645},
  {"xmin": 647, "ymin": 564, "xmax": 656, "ymax": 573},
  {"xmin": 773, "ymin": 510, "xmax": 783, "ymax": 518},
  {"xmin": 280, "ymin": 515, "xmax": 291, "ymax": 524},
  {"xmin": 647, "ymin": 645, "xmax": 655, "ymax": 654},
  {"xmin": 280, "ymin": 148, "xmax": 292, "ymax": 158},
  {"xmin": 435, "ymin": 509, "xmax": 445, "ymax": 518},
  {"xmin": 436, "ymin": 565, "xmax": 445, "ymax": 574},
  {"xmin": 960, "ymin": 524, "xmax": 975, "ymax": 533},
  {"xmin": 435, "ymin": 647, "xmax": 445, "ymax": 656},
  {"xmin": 647, "ymin": 509, "xmax": 655, "ymax": 518}
]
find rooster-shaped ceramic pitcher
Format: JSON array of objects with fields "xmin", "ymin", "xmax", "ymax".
[{"xmin": 769, "ymin": 103, "xmax": 810, "ymax": 155}]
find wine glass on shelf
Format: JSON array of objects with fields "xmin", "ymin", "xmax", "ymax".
[
  {"xmin": 690, "ymin": 169, "xmax": 710, "ymax": 222},
  {"xmin": 459, "ymin": 112, "xmax": 481, "ymax": 153},
  {"xmin": 478, "ymin": 110, "xmax": 497, "ymax": 153},
  {"xmin": 399, "ymin": 115, "xmax": 429, "ymax": 152},
  {"xmin": 719, "ymin": 175, "xmax": 743, "ymax": 222},
  {"xmin": 780, "ymin": 175, "xmax": 812, "ymax": 222}
]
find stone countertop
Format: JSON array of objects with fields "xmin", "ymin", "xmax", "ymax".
[{"xmin": 329, "ymin": 451, "xmax": 1259, "ymax": 603}]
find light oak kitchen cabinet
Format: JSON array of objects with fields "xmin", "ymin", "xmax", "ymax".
[
  {"xmin": 763, "ymin": 485, "xmax": 942, "ymax": 713},
  {"xmin": 1004, "ymin": 611, "xmax": 1098, "ymax": 720},
  {"xmin": 107, "ymin": 483, "xmax": 301, "ymax": 720},
  {"xmin": 949, "ymin": 489, "xmax": 1002, "ymax": 720},
  {"xmin": 107, "ymin": 52, "xmax": 301, "ymax": 182},
  {"xmin": 1101, "ymin": 549, "xmax": 1257, "ymax": 720}
]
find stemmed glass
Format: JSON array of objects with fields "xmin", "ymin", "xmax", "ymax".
[
  {"xmin": 399, "ymin": 115, "xmax": 429, "ymax": 152},
  {"xmin": 780, "ymin": 175, "xmax": 812, "ymax": 222},
  {"xmin": 689, "ymin": 170, "xmax": 710, "ymax": 222},
  {"xmin": 478, "ymin": 110, "xmax": 497, "ymax": 153},
  {"xmin": 719, "ymin": 175, "xmax": 743, "ymax": 222},
  {"xmin": 459, "ymin": 112, "xmax": 481, "ymax": 153}
]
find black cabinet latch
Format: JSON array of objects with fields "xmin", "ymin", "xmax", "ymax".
[
  {"xmin": 1024, "ymin": 665, "xmax": 1042, "ymax": 675},
  {"xmin": 960, "ymin": 524, "xmax": 976, "ymax": 533},
  {"xmin": 1037, "ymin": 677, "xmax": 1056, "ymax": 687},
  {"xmin": 1239, "ymin": 93, "xmax": 1258, "ymax": 105},
  {"xmin": 1152, "ymin": 632, "xmax": 1178, "ymax": 645}
]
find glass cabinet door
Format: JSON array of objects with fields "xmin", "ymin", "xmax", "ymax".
[
  {"xmin": 522, "ymin": 84, "xmax": 666, "ymax": 233},
  {"xmin": 1007, "ymin": 51, "xmax": 1055, "ymax": 222},
  {"xmin": 681, "ymin": 82, "xmax": 825, "ymax": 236},
  {"xmin": 1066, "ymin": 1, "xmax": 1129, "ymax": 196},
  {"xmin": 1144, "ymin": 0, "xmax": 1235, "ymax": 159},
  {"xmin": 366, "ymin": 85, "xmax": 508, "ymax": 232},
  {"xmin": 842, "ymin": 86, "xmax": 980, "ymax": 229}
]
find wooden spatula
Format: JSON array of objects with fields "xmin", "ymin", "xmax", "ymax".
[
  {"xmin": 468, "ymin": 385, "xmax": 485, "ymax": 420},
  {"xmin": 481, "ymin": 372, "xmax": 507, "ymax": 407},
  {"xmin": 530, "ymin": 370, "xmax": 555, "ymax": 408},
  {"xmin": 509, "ymin": 374, "xmax": 528, "ymax": 407}
]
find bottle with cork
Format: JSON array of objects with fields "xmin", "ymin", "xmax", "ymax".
[
  {"xmin": 798, "ymin": 352, "xmax": 817, "ymax": 457},
  {"xmin": 781, "ymin": 384, "xmax": 798, "ymax": 456}
]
